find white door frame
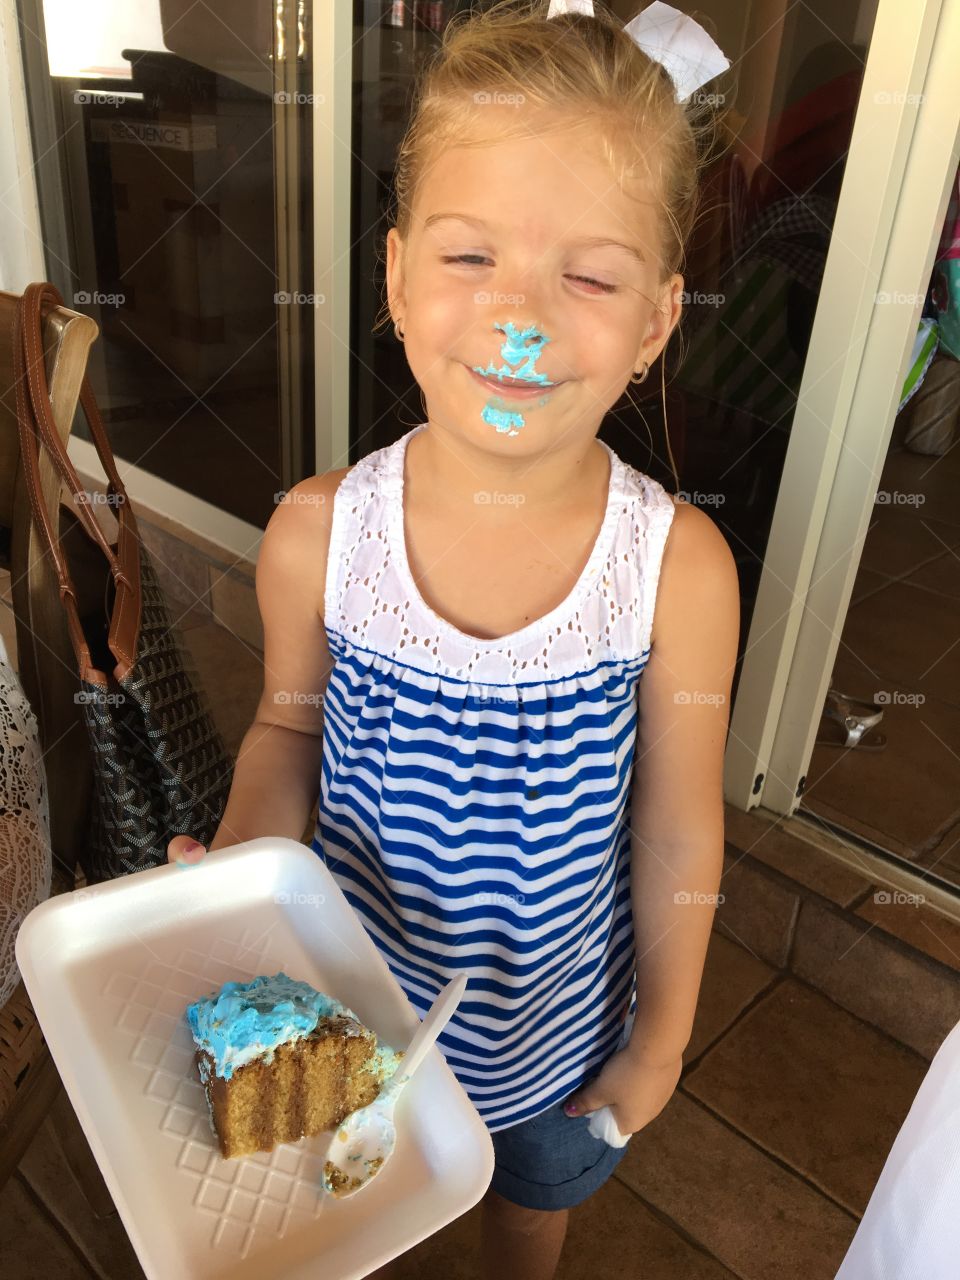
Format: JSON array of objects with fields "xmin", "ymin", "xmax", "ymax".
[{"xmin": 723, "ymin": 0, "xmax": 957, "ymax": 812}]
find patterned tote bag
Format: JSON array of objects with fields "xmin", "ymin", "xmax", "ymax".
[{"xmin": 13, "ymin": 282, "xmax": 233, "ymax": 882}]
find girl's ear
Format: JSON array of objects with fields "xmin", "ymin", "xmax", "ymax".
[
  {"xmin": 636, "ymin": 273, "xmax": 684, "ymax": 370},
  {"xmin": 385, "ymin": 226, "xmax": 407, "ymax": 322}
]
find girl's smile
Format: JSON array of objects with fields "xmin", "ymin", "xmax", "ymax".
[{"xmin": 467, "ymin": 364, "xmax": 566, "ymax": 399}]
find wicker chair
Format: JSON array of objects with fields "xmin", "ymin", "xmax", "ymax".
[{"xmin": 0, "ymin": 288, "xmax": 113, "ymax": 1211}]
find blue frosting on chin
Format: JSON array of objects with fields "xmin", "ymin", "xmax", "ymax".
[{"xmin": 186, "ymin": 972, "xmax": 358, "ymax": 1080}]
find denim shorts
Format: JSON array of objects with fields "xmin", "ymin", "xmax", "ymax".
[{"xmin": 488, "ymin": 1099, "xmax": 632, "ymax": 1211}]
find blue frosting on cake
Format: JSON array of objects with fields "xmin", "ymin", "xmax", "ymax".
[{"xmin": 186, "ymin": 972, "xmax": 363, "ymax": 1080}]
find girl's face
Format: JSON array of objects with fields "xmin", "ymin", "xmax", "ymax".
[{"xmin": 386, "ymin": 108, "xmax": 683, "ymax": 455}]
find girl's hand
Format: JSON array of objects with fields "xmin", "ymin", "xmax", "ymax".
[
  {"xmin": 562, "ymin": 1048, "xmax": 683, "ymax": 1137},
  {"xmin": 167, "ymin": 835, "xmax": 207, "ymax": 867}
]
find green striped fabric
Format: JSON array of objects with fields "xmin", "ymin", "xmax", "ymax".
[
  {"xmin": 676, "ymin": 258, "xmax": 804, "ymax": 424},
  {"xmin": 899, "ymin": 318, "xmax": 939, "ymax": 413}
]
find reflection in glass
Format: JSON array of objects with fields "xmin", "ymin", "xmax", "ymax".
[{"xmin": 35, "ymin": 0, "xmax": 313, "ymax": 528}]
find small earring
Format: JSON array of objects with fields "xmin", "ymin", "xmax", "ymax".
[
  {"xmin": 630, "ymin": 361, "xmax": 649, "ymax": 385},
  {"xmin": 394, "ymin": 317, "xmax": 405, "ymax": 342}
]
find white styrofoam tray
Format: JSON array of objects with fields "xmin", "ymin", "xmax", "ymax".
[{"xmin": 16, "ymin": 837, "xmax": 494, "ymax": 1279}]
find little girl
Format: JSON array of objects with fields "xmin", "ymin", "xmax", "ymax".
[{"xmin": 170, "ymin": 4, "xmax": 739, "ymax": 1277}]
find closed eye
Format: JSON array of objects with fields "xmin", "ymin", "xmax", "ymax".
[{"xmin": 441, "ymin": 256, "xmax": 618, "ymax": 294}]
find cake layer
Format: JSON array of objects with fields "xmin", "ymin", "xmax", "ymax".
[
  {"xmin": 197, "ymin": 1015, "xmax": 387, "ymax": 1158},
  {"xmin": 186, "ymin": 973, "xmax": 403, "ymax": 1159}
]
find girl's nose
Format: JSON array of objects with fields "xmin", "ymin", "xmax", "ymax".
[{"xmin": 494, "ymin": 318, "xmax": 552, "ymax": 359}]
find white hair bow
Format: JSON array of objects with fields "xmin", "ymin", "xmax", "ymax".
[{"xmin": 547, "ymin": 0, "xmax": 730, "ymax": 104}]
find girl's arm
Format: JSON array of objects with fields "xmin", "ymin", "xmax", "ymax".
[
  {"xmin": 206, "ymin": 469, "xmax": 350, "ymax": 852},
  {"xmin": 624, "ymin": 500, "xmax": 741, "ymax": 1066}
]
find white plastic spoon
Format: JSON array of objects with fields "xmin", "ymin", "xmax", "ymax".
[{"xmin": 321, "ymin": 972, "xmax": 468, "ymax": 1198}]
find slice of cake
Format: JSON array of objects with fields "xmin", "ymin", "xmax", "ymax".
[{"xmin": 185, "ymin": 972, "xmax": 403, "ymax": 1159}]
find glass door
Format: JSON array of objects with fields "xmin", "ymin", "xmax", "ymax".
[
  {"xmin": 753, "ymin": 0, "xmax": 960, "ymax": 879},
  {"xmin": 19, "ymin": 0, "xmax": 314, "ymax": 532},
  {"xmin": 724, "ymin": 0, "xmax": 955, "ymax": 812}
]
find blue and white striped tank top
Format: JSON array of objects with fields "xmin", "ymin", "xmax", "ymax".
[{"xmin": 311, "ymin": 423, "xmax": 676, "ymax": 1132}]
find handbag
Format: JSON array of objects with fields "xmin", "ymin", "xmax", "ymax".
[{"xmin": 12, "ymin": 281, "xmax": 234, "ymax": 882}]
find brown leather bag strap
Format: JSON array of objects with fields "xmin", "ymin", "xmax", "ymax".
[
  {"xmin": 13, "ymin": 282, "xmax": 142, "ymax": 677},
  {"xmin": 18, "ymin": 284, "xmax": 126, "ymax": 564},
  {"xmin": 13, "ymin": 288, "xmax": 95, "ymax": 675}
]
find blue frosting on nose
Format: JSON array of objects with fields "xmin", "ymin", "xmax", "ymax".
[
  {"xmin": 472, "ymin": 320, "xmax": 554, "ymax": 386},
  {"xmin": 471, "ymin": 321, "xmax": 557, "ymax": 436}
]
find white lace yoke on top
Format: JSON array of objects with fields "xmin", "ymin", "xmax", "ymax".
[{"xmin": 324, "ymin": 424, "xmax": 677, "ymax": 685}]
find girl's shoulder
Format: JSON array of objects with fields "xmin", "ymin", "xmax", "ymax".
[
  {"xmin": 260, "ymin": 468, "xmax": 355, "ymax": 623},
  {"xmin": 651, "ymin": 497, "xmax": 739, "ymax": 648},
  {"xmin": 282, "ymin": 466, "xmax": 354, "ymax": 513},
  {"xmin": 262, "ymin": 434, "xmax": 407, "ymax": 630},
  {"xmin": 274, "ymin": 467, "xmax": 355, "ymax": 543},
  {"xmin": 614, "ymin": 453, "xmax": 677, "ymax": 519},
  {"xmin": 611, "ymin": 452, "xmax": 728, "ymax": 581}
]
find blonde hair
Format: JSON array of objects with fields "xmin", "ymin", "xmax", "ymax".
[{"xmin": 377, "ymin": 0, "xmax": 727, "ymax": 476}]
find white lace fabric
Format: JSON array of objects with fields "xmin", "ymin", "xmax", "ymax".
[
  {"xmin": 325, "ymin": 424, "xmax": 677, "ymax": 685},
  {"xmin": 0, "ymin": 633, "xmax": 52, "ymax": 1008}
]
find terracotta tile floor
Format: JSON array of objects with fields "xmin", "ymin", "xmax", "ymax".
[{"xmin": 0, "ymin": 579, "xmax": 943, "ymax": 1279}]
